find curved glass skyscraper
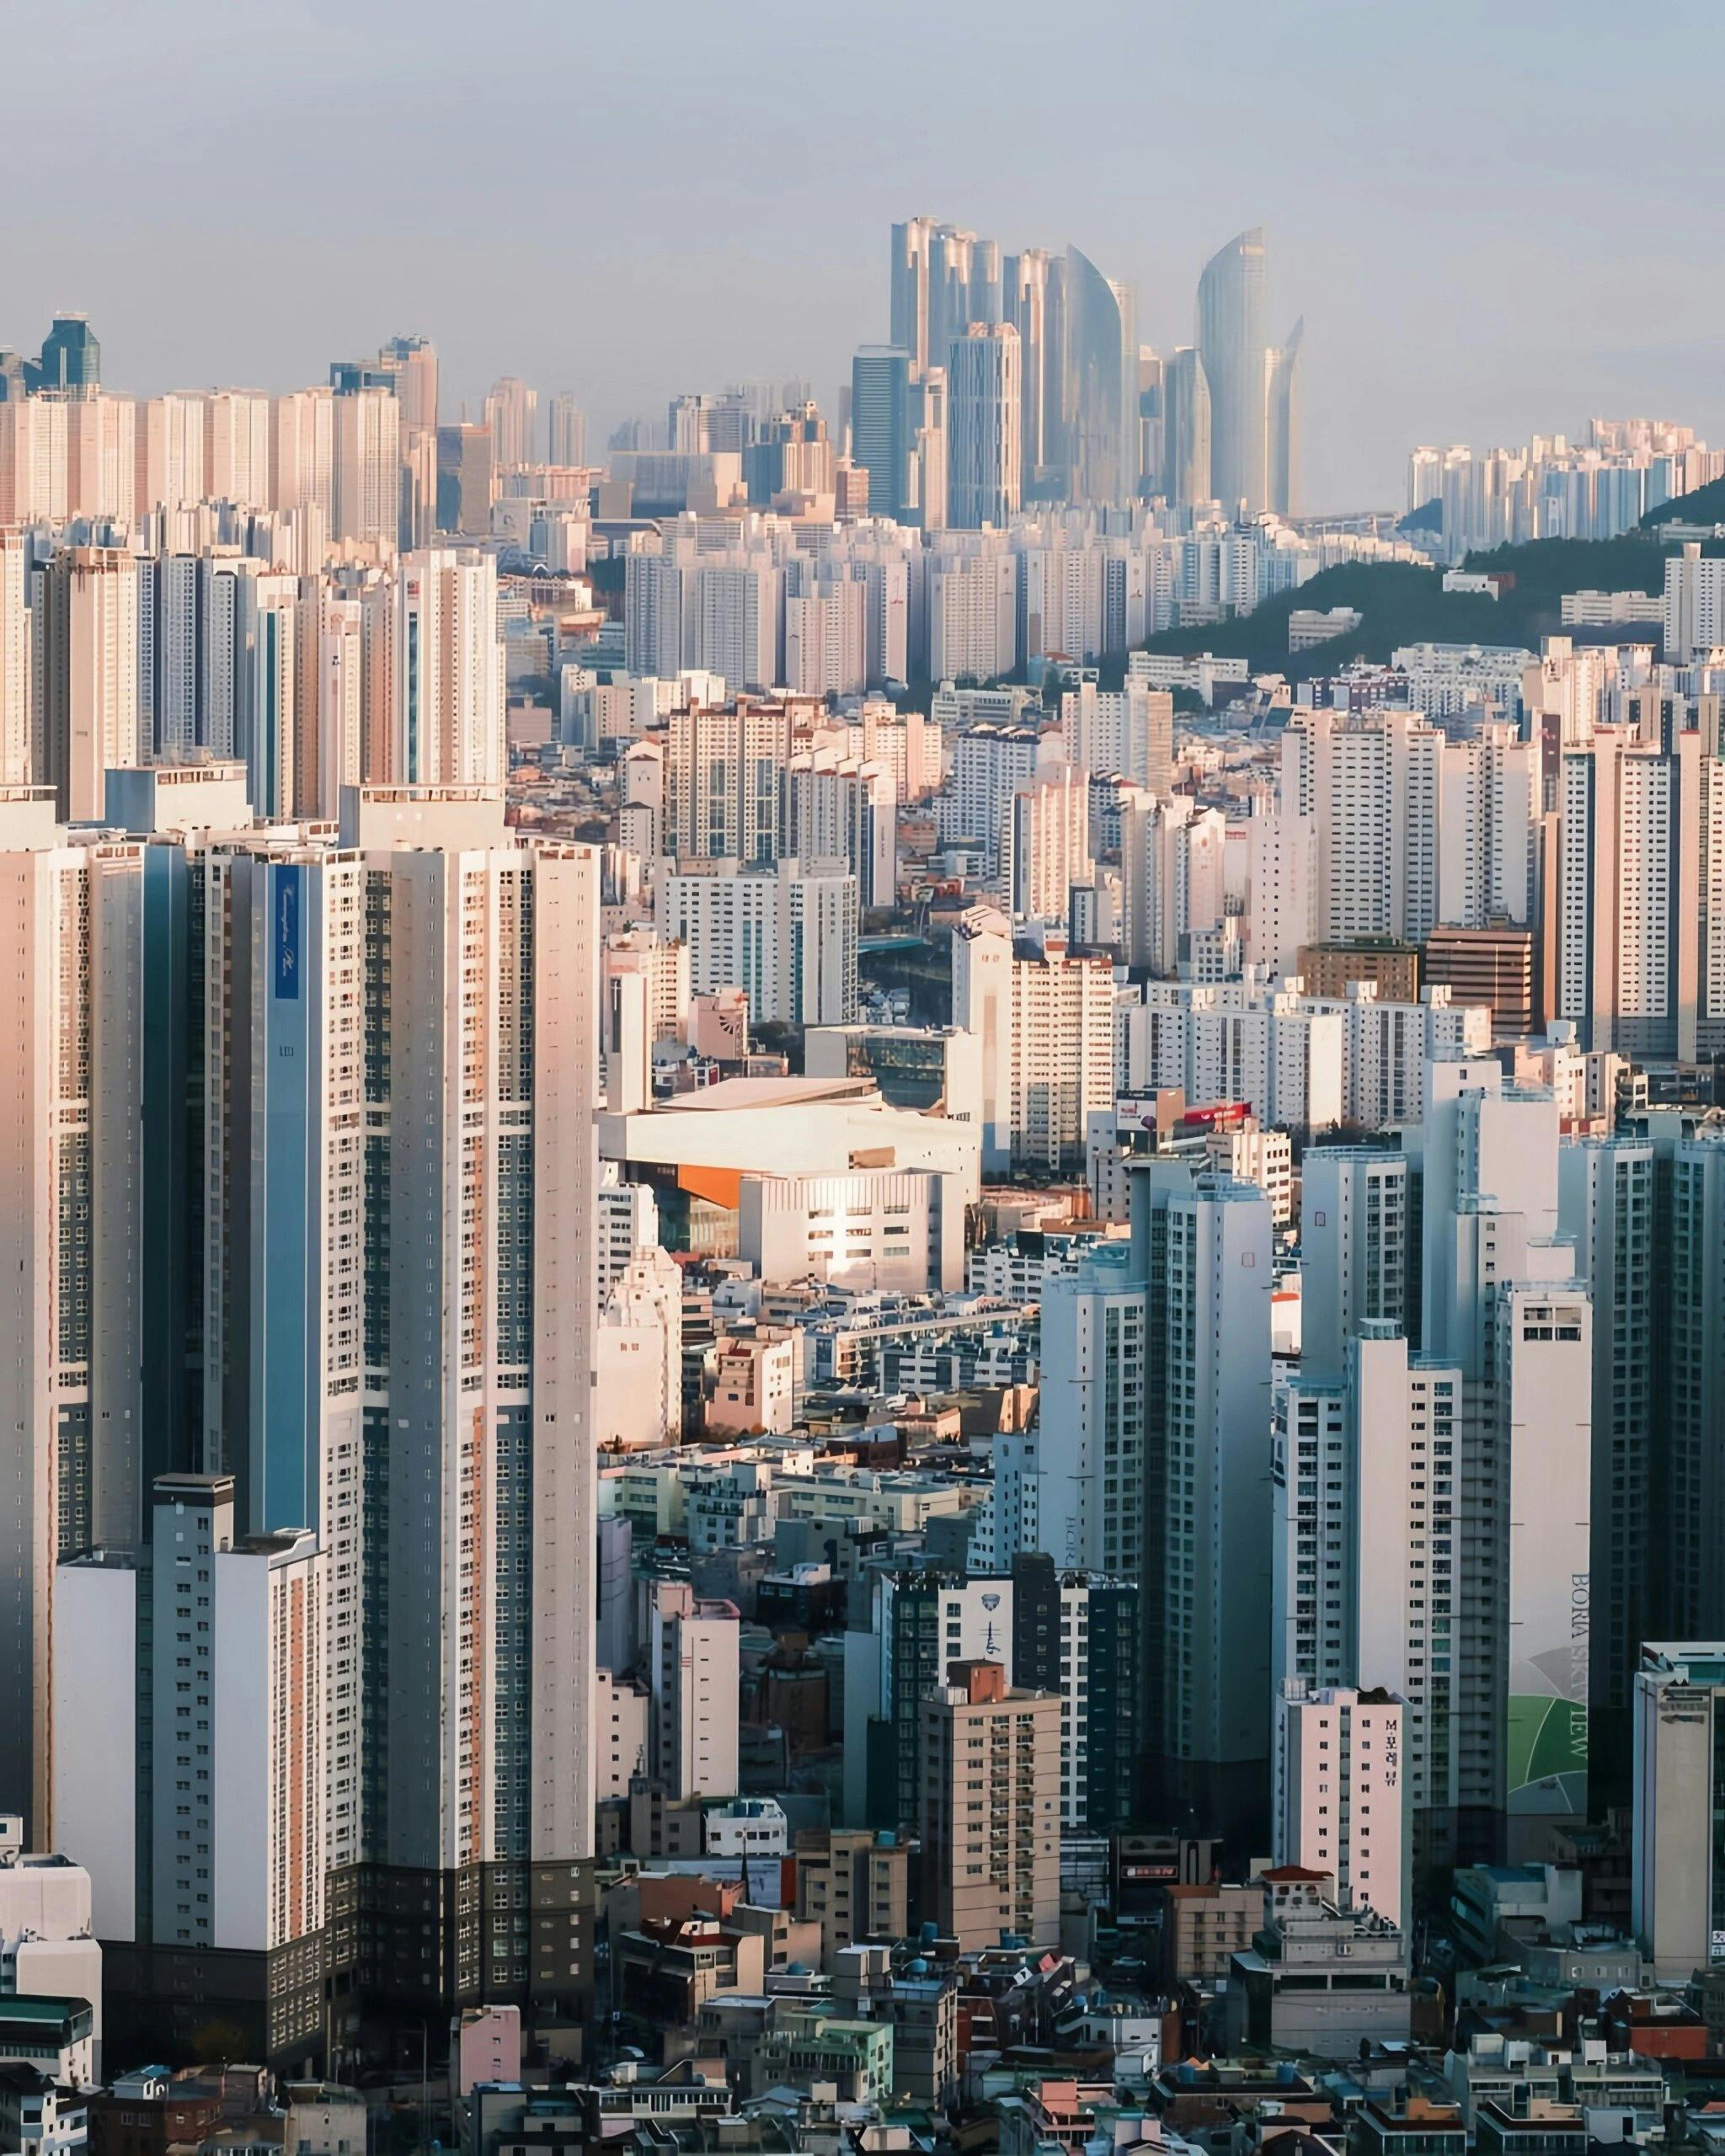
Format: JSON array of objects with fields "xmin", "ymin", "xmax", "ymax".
[
  {"xmin": 1060, "ymin": 245, "xmax": 1137, "ymax": 507},
  {"xmin": 1197, "ymin": 227, "xmax": 1268, "ymax": 517}
]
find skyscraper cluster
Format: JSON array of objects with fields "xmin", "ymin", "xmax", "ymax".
[
  {"xmin": 863, "ymin": 219, "xmax": 1299, "ymax": 525},
  {"xmin": 1, "ymin": 200, "xmax": 1724, "ymax": 2144}
]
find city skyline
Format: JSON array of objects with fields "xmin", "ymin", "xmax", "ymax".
[{"xmin": 4, "ymin": 0, "xmax": 1723, "ymax": 511}]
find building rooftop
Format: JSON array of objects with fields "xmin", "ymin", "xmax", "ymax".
[{"xmin": 654, "ymin": 1076, "xmax": 882, "ymax": 1113}]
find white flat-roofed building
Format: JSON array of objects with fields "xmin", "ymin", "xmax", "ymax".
[
  {"xmin": 601, "ymin": 1075, "xmax": 981, "ymax": 1203},
  {"xmin": 740, "ymin": 1166, "xmax": 964, "ymax": 1292}
]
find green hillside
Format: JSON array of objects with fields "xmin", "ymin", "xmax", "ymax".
[
  {"xmin": 1126, "ymin": 529, "xmax": 1725, "ymax": 680},
  {"xmin": 1640, "ymin": 474, "xmax": 1725, "ymax": 530}
]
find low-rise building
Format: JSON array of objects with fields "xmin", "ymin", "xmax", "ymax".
[
  {"xmin": 0, "ymin": 2065, "xmax": 87, "ymax": 2156},
  {"xmin": 752, "ymin": 2005, "xmax": 892, "ymax": 2105},
  {"xmin": 0, "ymin": 2002, "xmax": 94, "ymax": 2091},
  {"xmin": 793, "ymin": 1832, "xmax": 911, "ymax": 1969},
  {"xmin": 1224, "ymin": 1871, "xmax": 1411, "ymax": 2055},
  {"xmin": 705, "ymin": 1800, "xmax": 790, "ymax": 1860}
]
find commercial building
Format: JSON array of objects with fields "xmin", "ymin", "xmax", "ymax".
[
  {"xmin": 1422, "ymin": 925, "xmax": 1536, "ymax": 1035},
  {"xmin": 738, "ymin": 1166, "xmax": 964, "ymax": 1292},
  {"xmin": 1225, "ymin": 1870, "xmax": 1411, "ymax": 2052}
]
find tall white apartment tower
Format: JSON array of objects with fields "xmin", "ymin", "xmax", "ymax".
[
  {"xmin": 0, "ymin": 795, "xmax": 145, "ymax": 1843},
  {"xmin": 1037, "ymin": 1240, "xmax": 1147, "ymax": 1580},
  {"xmin": 203, "ymin": 390, "xmax": 272, "ymax": 508},
  {"xmin": 345, "ymin": 792, "xmax": 600, "ymax": 2014},
  {"xmin": 393, "ymin": 549, "xmax": 507, "ymax": 787},
  {"xmin": 547, "ymin": 394, "xmax": 585, "ymax": 468},
  {"xmin": 1557, "ymin": 1136, "xmax": 1656, "ymax": 1778},
  {"xmin": 1299, "ymin": 1147, "xmax": 1407, "ymax": 1381},
  {"xmin": 39, "ymin": 546, "xmax": 140, "ymax": 823},
  {"xmin": 143, "ymin": 792, "xmax": 601, "ymax": 2025},
  {"xmin": 53, "ymin": 1474, "xmax": 328, "ymax": 2063},
  {"xmin": 1272, "ymin": 1326, "xmax": 1461, "ymax": 1860},
  {"xmin": 0, "ymin": 531, "xmax": 28, "ymax": 785},
  {"xmin": 486, "ymin": 377, "xmax": 539, "ymax": 471},
  {"xmin": 270, "ymin": 388, "xmax": 335, "ymax": 520},
  {"xmin": 1417, "ymin": 1055, "xmax": 1592, "ymax": 1860},
  {"xmin": 331, "ymin": 385, "xmax": 401, "ymax": 550},
  {"xmin": 1003, "ymin": 756, "xmax": 1092, "ymax": 926}
]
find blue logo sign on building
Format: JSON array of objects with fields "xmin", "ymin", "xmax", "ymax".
[{"xmin": 275, "ymin": 863, "xmax": 302, "ymax": 1000}]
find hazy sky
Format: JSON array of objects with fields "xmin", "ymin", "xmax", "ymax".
[{"xmin": 4, "ymin": 0, "xmax": 1723, "ymax": 511}]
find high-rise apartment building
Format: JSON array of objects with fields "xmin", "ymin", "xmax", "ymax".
[
  {"xmin": 1299, "ymin": 1147, "xmax": 1408, "ymax": 1380},
  {"xmin": 0, "ymin": 531, "xmax": 28, "ymax": 785},
  {"xmin": 1271, "ymin": 1328, "xmax": 1461, "ymax": 1867},
  {"xmin": 949, "ymin": 908, "xmax": 1114, "ymax": 1172},
  {"xmin": 648, "ymin": 1582, "xmax": 741, "ymax": 1801},
  {"xmin": 38, "ymin": 545, "xmax": 140, "ymax": 821},
  {"xmin": 850, "ymin": 347, "xmax": 912, "ymax": 524},
  {"xmin": 1417, "ymin": 1056, "xmax": 1592, "ymax": 1862},
  {"xmin": 380, "ymin": 334, "xmax": 439, "ymax": 435},
  {"xmin": 436, "ymin": 423, "xmax": 494, "ymax": 537},
  {"xmin": 1005, "ymin": 248, "xmax": 1054, "ymax": 485},
  {"xmin": 1057, "ymin": 247, "xmax": 1138, "ymax": 507},
  {"xmin": 547, "ymin": 392, "xmax": 585, "ymax": 469},
  {"xmin": 947, "ymin": 323, "xmax": 1022, "ymax": 530},
  {"xmin": 923, "ymin": 550, "xmax": 1015, "ymax": 680},
  {"xmin": 1119, "ymin": 793, "xmax": 1228, "ymax": 974},
  {"xmin": 1002, "ymin": 755, "xmax": 1091, "ymax": 926},
  {"xmin": 203, "ymin": 390, "xmax": 271, "ymax": 508},
  {"xmin": 1557, "ymin": 1137, "xmax": 1655, "ymax": 1792},
  {"xmin": 664, "ymin": 700, "xmax": 793, "ymax": 864},
  {"xmin": 1660, "ymin": 1130, "xmax": 1725, "ymax": 1645},
  {"xmin": 136, "ymin": 393, "xmax": 206, "ymax": 515},
  {"xmin": 393, "ymin": 547, "xmax": 506, "ymax": 787},
  {"xmin": 659, "ymin": 858, "xmax": 858, "ymax": 1027},
  {"xmin": 1267, "ymin": 318, "xmax": 1303, "ymax": 519},
  {"xmin": 54, "ymin": 1476, "xmax": 327, "ymax": 2064},
  {"xmin": 1061, "ymin": 680, "xmax": 1174, "ymax": 796},
  {"xmin": 918, "ymin": 1661, "xmax": 1060, "ymax": 1951},
  {"xmin": 0, "ymin": 793, "xmax": 145, "ymax": 1841},
  {"xmin": 4, "ymin": 786, "xmax": 602, "ymax": 2046},
  {"xmin": 1556, "ymin": 718, "xmax": 1709, "ymax": 1058},
  {"xmin": 486, "ymin": 377, "xmax": 538, "ymax": 471},
  {"xmin": 787, "ymin": 750, "xmax": 895, "ymax": 909},
  {"xmin": 1135, "ymin": 1161, "xmax": 1274, "ymax": 1848},
  {"xmin": 270, "ymin": 387, "xmax": 335, "ymax": 521},
  {"xmin": 331, "ymin": 385, "xmax": 400, "ymax": 549},
  {"xmin": 67, "ymin": 393, "xmax": 136, "ymax": 523},
  {"xmin": 1037, "ymin": 1241, "xmax": 1148, "ymax": 1582},
  {"xmin": 1162, "ymin": 345, "xmax": 1212, "ymax": 508},
  {"xmin": 1632, "ymin": 1643, "xmax": 1725, "ymax": 1981},
  {"xmin": 1274, "ymin": 1683, "xmax": 1407, "ymax": 1929}
]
